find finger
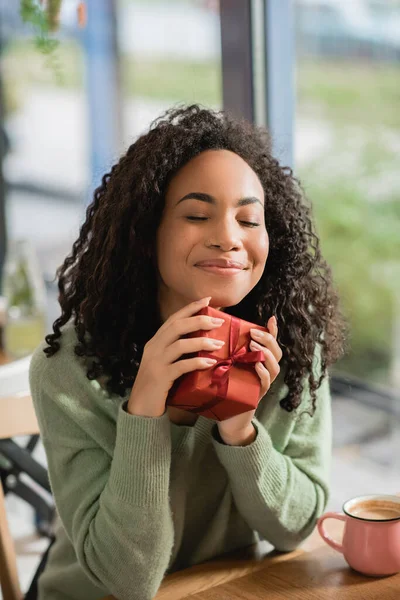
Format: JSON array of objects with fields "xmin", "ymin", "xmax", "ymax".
[
  {"xmin": 161, "ymin": 296, "xmax": 212, "ymax": 332},
  {"xmin": 166, "ymin": 335, "xmax": 225, "ymax": 364},
  {"xmin": 170, "ymin": 356, "xmax": 217, "ymax": 380},
  {"xmin": 255, "ymin": 361, "xmax": 271, "ymax": 395},
  {"xmin": 268, "ymin": 316, "xmax": 278, "ymax": 339},
  {"xmin": 250, "ymin": 340, "xmax": 280, "ymax": 382},
  {"xmin": 174, "ymin": 314, "xmax": 225, "ymax": 337},
  {"xmin": 158, "ymin": 314, "xmax": 224, "ymax": 353},
  {"xmin": 250, "ymin": 330, "xmax": 283, "ymax": 362}
]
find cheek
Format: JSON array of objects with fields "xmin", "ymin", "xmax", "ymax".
[
  {"xmin": 157, "ymin": 218, "xmax": 178, "ymax": 252},
  {"xmin": 157, "ymin": 223, "xmax": 192, "ymax": 271},
  {"xmin": 253, "ymin": 231, "xmax": 269, "ymax": 263}
]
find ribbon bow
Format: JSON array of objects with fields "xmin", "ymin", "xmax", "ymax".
[{"xmin": 191, "ymin": 315, "xmax": 264, "ymax": 415}]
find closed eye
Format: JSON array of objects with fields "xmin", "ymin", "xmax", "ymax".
[{"xmin": 186, "ymin": 216, "xmax": 260, "ymax": 228}]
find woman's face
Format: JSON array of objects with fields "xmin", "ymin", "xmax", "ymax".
[{"xmin": 156, "ymin": 149, "xmax": 269, "ymax": 321}]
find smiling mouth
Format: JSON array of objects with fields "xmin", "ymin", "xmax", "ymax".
[
  {"xmin": 195, "ymin": 262, "xmax": 248, "ymax": 269},
  {"xmin": 195, "ymin": 265, "xmax": 246, "ymax": 276}
]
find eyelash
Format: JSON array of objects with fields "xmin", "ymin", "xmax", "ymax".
[{"xmin": 186, "ymin": 216, "xmax": 260, "ymax": 228}]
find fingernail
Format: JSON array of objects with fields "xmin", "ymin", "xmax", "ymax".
[
  {"xmin": 250, "ymin": 328, "xmax": 262, "ymax": 338},
  {"xmin": 200, "ymin": 296, "xmax": 212, "ymax": 304},
  {"xmin": 272, "ymin": 316, "xmax": 277, "ymax": 325},
  {"xmin": 205, "ymin": 358, "xmax": 217, "ymax": 365},
  {"xmin": 250, "ymin": 340, "xmax": 263, "ymax": 350},
  {"xmin": 212, "ymin": 318, "xmax": 225, "ymax": 324}
]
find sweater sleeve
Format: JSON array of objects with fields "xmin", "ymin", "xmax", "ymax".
[
  {"xmin": 29, "ymin": 344, "xmax": 175, "ymax": 600},
  {"xmin": 210, "ymin": 345, "xmax": 332, "ymax": 552}
]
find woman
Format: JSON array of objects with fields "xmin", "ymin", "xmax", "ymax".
[{"xmin": 29, "ymin": 104, "xmax": 347, "ymax": 600}]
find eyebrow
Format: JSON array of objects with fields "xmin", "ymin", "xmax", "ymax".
[{"xmin": 176, "ymin": 192, "xmax": 264, "ymax": 208}]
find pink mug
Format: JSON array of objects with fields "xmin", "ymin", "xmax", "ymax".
[{"xmin": 317, "ymin": 494, "xmax": 400, "ymax": 577}]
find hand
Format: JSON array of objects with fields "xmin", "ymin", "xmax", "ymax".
[
  {"xmin": 217, "ymin": 315, "xmax": 283, "ymax": 445},
  {"xmin": 127, "ymin": 296, "xmax": 226, "ymax": 417}
]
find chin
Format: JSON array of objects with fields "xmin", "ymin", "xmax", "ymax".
[{"xmin": 208, "ymin": 295, "xmax": 243, "ymax": 309}]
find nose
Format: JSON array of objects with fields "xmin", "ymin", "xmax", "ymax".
[{"xmin": 206, "ymin": 216, "xmax": 243, "ymax": 251}]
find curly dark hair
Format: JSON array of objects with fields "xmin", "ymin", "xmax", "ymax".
[{"xmin": 44, "ymin": 104, "xmax": 347, "ymax": 415}]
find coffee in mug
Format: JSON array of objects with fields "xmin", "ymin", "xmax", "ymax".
[
  {"xmin": 349, "ymin": 499, "xmax": 400, "ymax": 521},
  {"xmin": 317, "ymin": 494, "xmax": 400, "ymax": 577}
]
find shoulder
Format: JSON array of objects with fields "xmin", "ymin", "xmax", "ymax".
[
  {"xmin": 29, "ymin": 323, "xmax": 124, "ymax": 444},
  {"xmin": 29, "ymin": 322, "xmax": 87, "ymax": 393}
]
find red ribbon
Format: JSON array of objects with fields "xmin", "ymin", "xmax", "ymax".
[{"xmin": 191, "ymin": 315, "xmax": 264, "ymax": 415}]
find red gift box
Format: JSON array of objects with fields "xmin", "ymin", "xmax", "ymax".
[{"xmin": 166, "ymin": 306, "xmax": 268, "ymax": 421}]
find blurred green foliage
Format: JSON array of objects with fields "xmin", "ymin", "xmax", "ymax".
[
  {"xmin": 295, "ymin": 60, "xmax": 400, "ymax": 386},
  {"xmin": 301, "ymin": 160, "xmax": 399, "ymax": 383},
  {"xmin": 298, "ymin": 60, "xmax": 400, "ymax": 129},
  {"xmin": 19, "ymin": 0, "xmax": 63, "ymax": 83},
  {"xmin": 122, "ymin": 57, "xmax": 221, "ymax": 106}
]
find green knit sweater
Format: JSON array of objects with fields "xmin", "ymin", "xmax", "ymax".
[{"xmin": 29, "ymin": 322, "xmax": 332, "ymax": 600}]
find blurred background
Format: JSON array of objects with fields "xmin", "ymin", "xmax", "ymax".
[{"xmin": 0, "ymin": 0, "xmax": 399, "ymax": 593}]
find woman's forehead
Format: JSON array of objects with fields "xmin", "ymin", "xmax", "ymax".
[{"xmin": 166, "ymin": 150, "xmax": 264, "ymax": 204}]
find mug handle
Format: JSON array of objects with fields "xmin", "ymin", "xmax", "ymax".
[{"xmin": 317, "ymin": 512, "xmax": 346, "ymax": 554}]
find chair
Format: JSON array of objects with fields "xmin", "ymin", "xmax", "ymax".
[
  {"xmin": 0, "ymin": 355, "xmax": 54, "ymax": 538},
  {"xmin": 0, "ymin": 393, "xmax": 54, "ymax": 600},
  {"xmin": 0, "ymin": 391, "xmax": 114, "ymax": 600}
]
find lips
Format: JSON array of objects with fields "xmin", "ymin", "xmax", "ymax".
[{"xmin": 195, "ymin": 259, "xmax": 246, "ymax": 269}]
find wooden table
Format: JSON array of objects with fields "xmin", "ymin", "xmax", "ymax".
[{"xmin": 103, "ymin": 508, "xmax": 400, "ymax": 600}]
